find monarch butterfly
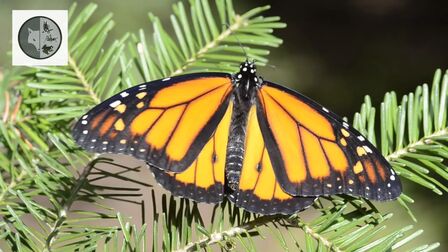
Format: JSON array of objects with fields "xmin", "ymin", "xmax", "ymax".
[{"xmin": 73, "ymin": 60, "xmax": 401, "ymax": 215}]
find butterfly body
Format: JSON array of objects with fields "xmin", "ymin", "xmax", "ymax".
[
  {"xmin": 73, "ymin": 60, "xmax": 401, "ymax": 215},
  {"xmin": 225, "ymin": 62, "xmax": 260, "ymax": 192}
]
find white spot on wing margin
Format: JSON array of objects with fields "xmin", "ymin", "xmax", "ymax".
[
  {"xmin": 109, "ymin": 100, "xmax": 121, "ymax": 108},
  {"xmin": 363, "ymin": 145, "xmax": 373, "ymax": 153}
]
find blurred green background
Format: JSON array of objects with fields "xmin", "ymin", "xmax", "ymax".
[{"xmin": 1, "ymin": 0, "xmax": 447, "ymax": 250}]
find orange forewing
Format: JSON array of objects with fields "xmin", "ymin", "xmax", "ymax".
[{"xmin": 73, "ymin": 73, "xmax": 233, "ymax": 173}]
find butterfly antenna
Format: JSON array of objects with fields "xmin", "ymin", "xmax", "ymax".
[
  {"xmin": 222, "ymin": 23, "xmax": 249, "ymax": 61},
  {"xmin": 266, "ymin": 63, "xmax": 277, "ymax": 71}
]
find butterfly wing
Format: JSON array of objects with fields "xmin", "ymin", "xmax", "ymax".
[
  {"xmin": 149, "ymin": 101, "xmax": 234, "ymax": 203},
  {"xmin": 256, "ymin": 81, "xmax": 401, "ymax": 201},
  {"xmin": 228, "ymin": 105, "xmax": 316, "ymax": 215},
  {"xmin": 73, "ymin": 73, "xmax": 233, "ymax": 172}
]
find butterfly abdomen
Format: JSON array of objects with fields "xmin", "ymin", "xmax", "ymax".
[
  {"xmin": 225, "ymin": 132, "xmax": 244, "ymax": 191},
  {"xmin": 225, "ymin": 89, "xmax": 255, "ymax": 191}
]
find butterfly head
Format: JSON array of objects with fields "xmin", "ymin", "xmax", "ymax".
[
  {"xmin": 235, "ymin": 60, "xmax": 261, "ymax": 97},
  {"xmin": 237, "ymin": 60, "xmax": 257, "ymax": 78}
]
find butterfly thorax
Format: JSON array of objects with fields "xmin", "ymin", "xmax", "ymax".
[{"xmin": 225, "ymin": 61, "xmax": 260, "ymax": 192}]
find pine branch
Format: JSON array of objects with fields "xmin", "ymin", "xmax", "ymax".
[
  {"xmin": 0, "ymin": 4, "xmax": 135, "ymax": 251},
  {"xmin": 387, "ymin": 128, "xmax": 447, "ymax": 161},
  {"xmin": 297, "ymin": 219, "xmax": 338, "ymax": 252},
  {"xmin": 27, "ymin": 3, "xmax": 128, "ymax": 124},
  {"xmin": 178, "ymin": 215, "xmax": 280, "ymax": 251},
  {"xmin": 175, "ymin": 197, "xmax": 439, "ymax": 251},
  {"xmin": 67, "ymin": 56, "xmax": 100, "ymax": 104},
  {"xmin": 0, "ymin": 170, "xmax": 27, "ymax": 204},
  {"xmin": 128, "ymin": 0, "xmax": 285, "ymax": 82},
  {"xmin": 177, "ymin": 214, "xmax": 340, "ymax": 252},
  {"xmin": 170, "ymin": 14, "xmax": 248, "ymax": 76},
  {"xmin": 350, "ymin": 70, "xmax": 448, "ymax": 220}
]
